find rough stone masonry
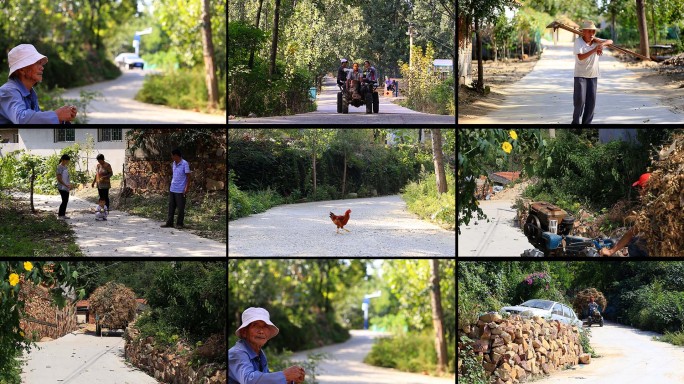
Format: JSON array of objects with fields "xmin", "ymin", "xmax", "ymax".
[{"xmin": 458, "ymin": 312, "xmax": 591, "ymax": 384}]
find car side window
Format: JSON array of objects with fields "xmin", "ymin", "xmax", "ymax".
[
  {"xmin": 552, "ymin": 303, "xmax": 563, "ymax": 316},
  {"xmin": 562, "ymin": 305, "xmax": 572, "ymax": 318}
]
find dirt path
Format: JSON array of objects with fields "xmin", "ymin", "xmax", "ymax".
[
  {"xmin": 228, "ymin": 195, "xmax": 455, "ymax": 256},
  {"xmin": 458, "ymin": 200, "xmax": 529, "ymax": 256},
  {"xmin": 13, "ymin": 192, "xmax": 225, "ymax": 256},
  {"xmin": 459, "ymin": 42, "xmax": 682, "ymax": 124},
  {"xmin": 229, "ymin": 76, "xmax": 455, "ymax": 124},
  {"xmin": 61, "ymin": 70, "xmax": 226, "ymax": 124},
  {"xmin": 20, "ymin": 331, "xmax": 157, "ymax": 384},
  {"xmin": 532, "ymin": 321, "xmax": 684, "ymax": 383},
  {"xmin": 289, "ymin": 330, "xmax": 455, "ymax": 384}
]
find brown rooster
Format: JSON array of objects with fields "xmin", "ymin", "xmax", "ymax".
[{"xmin": 329, "ymin": 209, "xmax": 352, "ymax": 234}]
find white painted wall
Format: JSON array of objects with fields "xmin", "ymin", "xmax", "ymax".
[{"xmin": 6, "ymin": 129, "xmax": 130, "ymax": 175}]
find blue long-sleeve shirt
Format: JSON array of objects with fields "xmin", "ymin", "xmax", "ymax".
[
  {"xmin": 229, "ymin": 339, "xmax": 286, "ymax": 384},
  {"xmin": 0, "ymin": 78, "xmax": 59, "ymax": 124}
]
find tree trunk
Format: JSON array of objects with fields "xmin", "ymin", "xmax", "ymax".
[
  {"xmin": 431, "ymin": 129, "xmax": 447, "ymax": 194},
  {"xmin": 430, "ymin": 259, "xmax": 447, "ymax": 374},
  {"xmin": 201, "ymin": 0, "xmax": 219, "ymax": 110},
  {"xmin": 30, "ymin": 165, "xmax": 35, "ymax": 213},
  {"xmin": 248, "ymin": 0, "xmax": 264, "ymax": 69},
  {"xmin": 342, "ymin": 151, "xmax": 347, "ymax": 197},
  {"xmin": 269, "ymin": 0, "xmax": 281, "ymax": 78},
  {"xmin": 611, "ymin": 11, "xmax": 617, "ymax": 43},
  {"xmin": 457, "ymin": 15, "xmax": 473, "ymax": 85},
  {"xmin": 636, "ymin": 0, "xmax": 650, "ymax": 57},
  {"xmin": 475, "ymin": 17, "xmax": 483, "ymax": 92}
]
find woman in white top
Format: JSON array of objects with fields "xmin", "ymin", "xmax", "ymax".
[{"xmin": 56, "ymin": 154, "xmax": 72, "ymax": 219}]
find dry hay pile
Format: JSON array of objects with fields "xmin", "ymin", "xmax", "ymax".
[
  {"xmin": 89, "ymin": 282, "xmax": 137, "ymax": 327},
  {"xmin": 634, "ymin": 133, "xmax": 684, "ymax": 256},
  {"xmin": 573, "ymin": 288, "xmax": 607, "ymax": 317}
]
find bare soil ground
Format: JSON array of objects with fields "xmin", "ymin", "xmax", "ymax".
[
  {"xmin": 608, "ymin": 50, "xmax": 684, "ymax": 114},
  {"xmin": 458, "ymin": 58, "xmax": 540, "ymax": 122}
]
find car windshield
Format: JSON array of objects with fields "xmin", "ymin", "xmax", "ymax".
[{"xmin": 519, "ymin": 299, "xmax": 554, "ymax": 310}]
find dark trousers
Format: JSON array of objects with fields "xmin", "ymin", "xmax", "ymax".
[
  {"xmin": 572, "ymin": 77, "xmax": 597, "ymax": 124},
  {"xmin": 166, "ymin": 192, "xmax": 186, "ymax": 226},
  {"xmin": 98, "ymin": 188, "xmax": 110, "ymax": 211},
  {"xmin": 58, "ymin": 189, "xmax": 69, "ymax": 216}
]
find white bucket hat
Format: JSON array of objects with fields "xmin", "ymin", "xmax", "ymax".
[
  {"xmin": 235, "ymin": 307, "xmax": 280, "ymax": 340},
  {"xmin": 8, "ymin": 44, "xmax": 48, "ymax": 78},
  {"xmin": 340, "ymin": 58, "xmax": 348, "ymax": 63}
]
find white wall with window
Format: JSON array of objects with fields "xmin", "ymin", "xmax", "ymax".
[{"xmin": 4, "ymin": 129, "xmax": 129, "ymax": 175}]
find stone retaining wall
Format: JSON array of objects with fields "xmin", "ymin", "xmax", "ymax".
[
  {"xmin": 458, "ymin": 312, "xmax": 590, "ymax": 384},
  {"xmin": 124, "ymin": 324, "xmax": 226, "ymax": 384}
]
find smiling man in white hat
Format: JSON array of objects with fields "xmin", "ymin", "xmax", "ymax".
[
  {"xmin": 0, "ymin": 44, "xmax": 77, "ymax": 124},
  {"xmin": 572, "ymin": 21, "xmax": 613, "ymax": 124},
  {"xmin": 229, "ymin": 307, "xmax": 306, "ymax": 384}
]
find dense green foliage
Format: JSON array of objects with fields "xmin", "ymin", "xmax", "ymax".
[
  {"xmin": 399, "ymin": 43, "xmax": 455, "ymax": 115},
  {"xmin": 136, "ymin": 67, "xmax": 226, "ymax": 111},
  {"xmin": 135, "ymin": 262, "xmax": 225, "ymax": 349},
  {"xmin": 523, "ymin": 129, "xmax": 680, "ymax": 214},
  {"xmin": 402, "ymin": 170, "xmax": 456, "ymax": 229},
  {"xmin": 229, "ymin": 0, "xmax": 454, "ymax": 116}
]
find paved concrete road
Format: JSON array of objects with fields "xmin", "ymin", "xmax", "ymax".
[
  {"xmin": 61, "ymin": 70, "xmax": 226, "ymax": 124},
  {"xmin": 12, "ymin": 193, "xmax": 225, "ymax": 256},
  {"xmin": 229, "ymin": 195, "xmax": 455, "ymax": 256},
  {"xmin": 229, "ymin": 76, "xmax": 455, "ymax": 124},
  {"xmin": 289, "ymin": 330, "xmax": 455, "ymax": 384},
  {"xmin": 458, "ymin": 200, "xmax": 530, "ymax": 256},
  {"xmin": 461, "ymin": 43, "xmax": 682, "ymax": 124},
  {"xmin": 20, "ymin": 332, "xmax": 157, "ymax": 384},
  {"xmin": 532, "ymin": 321, "xmax": 684, "ymax": 384}
]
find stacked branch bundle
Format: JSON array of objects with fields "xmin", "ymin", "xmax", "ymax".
[
  {"xmin": 89, "ymin": 282, "xmax": 137, "ymax": 328},
  {"xmin": 572, "ymin": 288, "xmax": 607, "ymax": 318}
]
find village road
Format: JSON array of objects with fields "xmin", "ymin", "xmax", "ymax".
[
  {"xmin": 458, "ymin": 199, "xmax": 530, "ymax": 256},
  {"xmin": 61, "ymin": 70, "xmax": 226, "ymax": 124},
  {"xmin": 289, "ymin": 330, "xmax": 455, "ymax": 384},
  {"xmin": 531, "ymin": 321, "xmax": 684, "ymax": 384},
  {"xmin": 12, "ymin": 192, "xmax": 226, "ymax": 256},
  {"xmin": 20, "ymin": 331, "xmax": 157, "ymax": 384}
]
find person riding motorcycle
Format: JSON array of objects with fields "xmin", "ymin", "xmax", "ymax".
[{"xmin": 588, "ymin": 296, "xmax": 600, "ymax": 317}]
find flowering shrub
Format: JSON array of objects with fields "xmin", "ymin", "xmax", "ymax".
[{"xmin": 514, "ymin": 271, "xmax": 564, "ymax": 303}]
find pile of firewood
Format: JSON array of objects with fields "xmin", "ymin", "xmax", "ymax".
[
  {"xmin": 634, "ymin": 133, "xmax": 684, "ymax": 256},
  {"xmin": 89, "ymin": 282, "xmax": 137, "ymax": 328},
  {"xmin": 19, "ymin": 281, "xmax": 77, "ymax": 341},
  {"xmin": 662, "ymin": 53, "xmax": 684, "ymax": 66},
  {"xmin": 572, "ymin": 288, "xmax": 607, "ymax": 317}
]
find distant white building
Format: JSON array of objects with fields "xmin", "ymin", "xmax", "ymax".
[{"xmin": 0, "ymin": 128, "xmax": 129, "ymax": 174}]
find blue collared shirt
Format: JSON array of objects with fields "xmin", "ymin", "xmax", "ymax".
[
  {"xmin": 229, "ymin": 339, "xmax": 286, "ymax": 384},
  {"xmin": 0, "ymin": 78, "xmax": 59, "ymax": 124},
  {"xmin": 170, "ymin": 159, "xmax": 191, "ymax": 193}
]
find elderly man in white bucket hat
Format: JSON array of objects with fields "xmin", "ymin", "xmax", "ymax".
[
  {"xmin": 572, "ymin": 21, "xmax": 613, "ymax": 125},
  {"xmin": 0, "ymin": 44, "xmax": 77, "ymax": 124},
  {"xmin": 229, "ymin": 307, "xmax": 306, "ymax": 384}
]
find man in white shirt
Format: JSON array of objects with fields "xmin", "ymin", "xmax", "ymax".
[{"xmin": 572, "ymin": 21, "xmax": 613, "ymax": 124}]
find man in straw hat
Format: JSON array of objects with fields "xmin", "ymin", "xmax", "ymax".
[
  {"xmin": 0, "ymin": 44, "xmax": 77, "ymax": 124},
  {"xmin": 229, "ymin": 307, "xmax": 306, "ymax": 384},
  {"xmin": 572, "ymin": 21, "xmax": 613, "ymax": 125}
]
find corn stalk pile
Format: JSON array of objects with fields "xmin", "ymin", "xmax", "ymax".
[
  {"xmin": 89, "ymin": 282, "xmax": 137, "ymax": 328},
  {"xmin": 634, "ymin": 133, "xmax": 684, "ymax": 256}
]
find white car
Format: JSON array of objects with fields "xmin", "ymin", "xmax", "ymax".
[
  {"xmin": 501, "ymin": 299, "xmax": 582, "ymax": 326},
  {"xmin": 114, "ymin": 53, "xmax": 145, "ymax": 70}
]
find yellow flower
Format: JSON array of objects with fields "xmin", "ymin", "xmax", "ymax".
[
  {"xmin": 9, "ymin": 273, "xmax": 19, "ymax": 287},
  {"xmin": 24, "ymin": 262, "xmax": 33, "ymax": 271},
  {"xmin": 502, "ymin": 142, "xmax": 512, "ymax": 154},
  {"xmin": 509, "ymin": 130, "xmax": 518, "ymax": 140},
  {"xmin": 19, "ymin": 331, "xmax": 25, "ymax": 338}
]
